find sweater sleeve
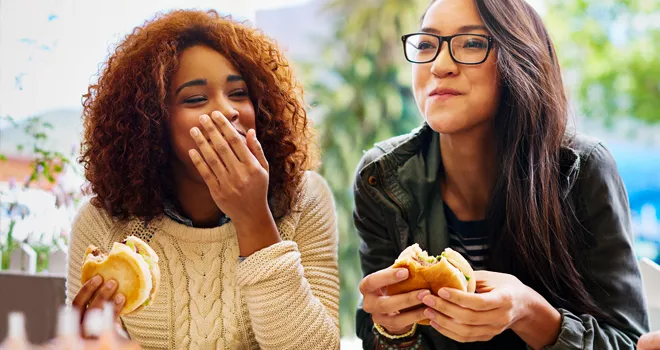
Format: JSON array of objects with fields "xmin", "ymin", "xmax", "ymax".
[
  {"xmin": 65, "ymin": 200, "xmax": 113, "ymax": 305},
  {"xmin": 235, "ymin": 172, "xmax": 340, "ymax": 349}
]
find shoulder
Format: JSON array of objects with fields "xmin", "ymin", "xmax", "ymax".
[
  {"xmin": 356, "ymin": 132, "xmax": 415, "ymax": 172},
  {"xmin": 70, "ymin": 198, "xmax": 126, "ymax": 247},
  {"xmin": 72, "ymin": 199, "xmax": 116, "ymax": 230},
  {"xmin": 274, "ymin": 171, "xmax": 337, "ymax": 243},
  {"xmin": 571, "ymin": 134, "xmax": 620, "ymax": 184},
  {"xmin": 298, "ymin": 171, "xmax": 334, "ymax": 209},
  {"xmin": 568, "ymin": 135, "xmax": 629, "ymax": 226}
]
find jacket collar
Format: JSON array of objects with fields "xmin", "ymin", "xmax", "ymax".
[{"xmin": 370, "ymin": 123, "xmax": 582, "ymax": 217}]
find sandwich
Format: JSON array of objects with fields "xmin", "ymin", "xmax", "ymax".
[
  {"xmin": 386, "ymin": 244, "xmax": 476, "ymax": 325},
  {"xmin": 81, "ymin": 236, "xmax": 160, "ymax": 315}
]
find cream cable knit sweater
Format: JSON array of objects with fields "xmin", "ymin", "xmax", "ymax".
[{"xmin": 66, "ymin": 172, "xmax": 340, "ymax": 349}]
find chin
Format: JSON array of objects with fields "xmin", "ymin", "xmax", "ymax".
[{"xmin": 424, "ymin": 110, "xmax": 470, "ymax": 134}]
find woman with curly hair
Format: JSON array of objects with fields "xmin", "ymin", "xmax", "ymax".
[{"xmin": 65, "ymin": 9, "xmax": 339, "ymax": 349}]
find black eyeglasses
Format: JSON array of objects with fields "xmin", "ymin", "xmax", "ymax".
[{"xmin": 401, "ymin": 33, "xmax": 494, "ymax": 65}]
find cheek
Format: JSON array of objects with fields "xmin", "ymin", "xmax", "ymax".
[
  {"xmin": 168, "ymin": 110, "xmax": 199, "ymax": 159},
  {"xmin": 238, "ymin": 104, "xmax": 257, "ymax": 130},
  {"xmin": 412, "ymin": 66, "xmax": 429, "ymax": 109},
  {"xmin": 469, "ymin": 66, "xmax": 501, "ymax": 119}
]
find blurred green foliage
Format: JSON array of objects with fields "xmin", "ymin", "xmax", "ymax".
[
  {"xmin": 303, "ymin": 0, "xmax": 428, "ymax": 336},
  {"xmin": 545, "ymin": 0, "xmax": 660, "ymax": 125}
]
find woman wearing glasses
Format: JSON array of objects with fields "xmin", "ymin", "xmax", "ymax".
[{"xmin": 354, "ymin": 0, "xmax": 648, "ymax": 349}]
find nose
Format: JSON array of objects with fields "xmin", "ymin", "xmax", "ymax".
[
  {"xmin": 207, "ymin": 96, "xmax": 239, "ymax": 124},
  {"xmin": 430, "ymin": 41, "xmax": 458, "ymax": 78}
]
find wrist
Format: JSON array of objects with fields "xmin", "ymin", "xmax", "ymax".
[
  {"xmin": 233, "ymin": 207, "xmax": 281, "ymax": 257},
  {"xmin": 382, "ymin": 324, "xmax": 414, "ymax": 336},
  {"xmin": 512, "ymin": 287, "xmax": 561, "ymax": 349},
  {"xmin": 231, "ymin": 204, "xmax": 274, "ymax": 231}
]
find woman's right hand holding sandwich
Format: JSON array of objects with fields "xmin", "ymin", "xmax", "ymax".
[
  {"xmin": 71, "ymin": 275, "xmax": 125, "ymax": 337},
  {"xmin": 360, "ymin": 267, "xmax": 430, "ymax": 335}
]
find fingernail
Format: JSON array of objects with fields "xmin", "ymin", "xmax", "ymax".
[
  {"xmin": 424, "ymin": 309, "xmax": 435, "ymax": 320},
  {"xmin": 115, "ymin": 294, "xmax": 125, "ymax": 305},
  {"xmin": 105, "ymin": 280, "xmax": 116, "ymax": 289},
  {"xmin": 200, "ymin": 115, "xmax": 210, "ymax": 123},
  {"xmin": 191, "ymin": 127, "xmax": 200, "ymax": 137},
  {"xmin": 417, "ymin": 290, "xmax": 431, "ymax": 301},
  {"xmin": 423, "ymin": 295, "xmax": 435, "ymax": 307},
  {"xmin": 396, "ymin": 269, "xmax": 408, "ymax": 279},
  {"xmin": 91, "ymin": 275, "xmax": 102, "ymax": 285},
  {"xmin": 438, "ymin": 289, "xmax": 450, "ymax": 299}
]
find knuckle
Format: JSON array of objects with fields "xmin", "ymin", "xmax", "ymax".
[
  {"xmin": 370, "ymin": 299, "xmax": 382, "ymax": 314},
  {"xmin": 216, "ymin": 143, "xmax": 229, "ymax": 154},
  {"xmin": 207, "ymin": 156, "xmax": 220, "ymax": 167},
  {"xmin": 466, "ymin": 315, "xmax": 478, "ymax": 325},
  {"xmin": 501, "ymin": 292, "xmax": 512, "ymax": 304},
  {"xmin": 202, "ymin": 122, "xmax": 214, "ymax": 131},
  {"xmin": 359, "ymin": 275, "xmax": 374, "ymax": 294},
  {"xmin": 358, "ymin": 279, "xmax": 368, "ymax": 294},
  {"xmin": 408, "ymin": 292, "xmax": 419, "ymax": 306},
  {"xmin": 228, "ymin": 135, "xmax": 241, "ymax": 145},
  {"xmin": 203, "ymin": 173, "xmax": 216, "ymax": 184},
  {"xmin": 505, "ymin": 310, "xmax": 515, "ymax": 323}
]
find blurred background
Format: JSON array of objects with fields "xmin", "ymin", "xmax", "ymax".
[{"xmin": 1, "ymin": 0, "xmax": 659, "ymax": 347}]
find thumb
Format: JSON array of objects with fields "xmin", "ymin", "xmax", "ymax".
[{"xmin": 247, "ymin": 129, "xmax": 268, "ymax": 171}]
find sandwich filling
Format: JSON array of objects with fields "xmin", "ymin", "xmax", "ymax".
[
  {"xmin": 413, "ymin": 251, "xmax": 471, "ymax": 281},
  {"xmin": 121, "ymin": 239, "xmax": 157, "ymax": 306}
]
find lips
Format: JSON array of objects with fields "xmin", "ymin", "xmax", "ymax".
[{"xmin": 429, "ymin": 88, "xmax": 463, "ymax": 98}]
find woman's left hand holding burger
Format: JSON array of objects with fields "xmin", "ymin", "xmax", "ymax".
[
  {"xmin": 421, "ymin": 270, "xmax": 562, "ymax": 349},
  {"xmin": 188, "ymin": 110, "xmax": 280, "ymax": 256}
]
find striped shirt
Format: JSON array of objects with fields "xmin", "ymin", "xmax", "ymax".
[{"xmin": 443, "ymin": 203, "xmax": 490, "ymax": 270}]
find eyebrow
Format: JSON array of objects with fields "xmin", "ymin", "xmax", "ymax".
[
  {"xmin": 175, "ymin": 79, "xmax": 207, "ymax": 96},
  {"xmin": 226, "ymin": 74, "xmax": 244, "ymax": 82},
  {"xmin": 175, "ymin": 75, "xmax": 245, "ymax": 96},
  {"xmin": 420, "ymin": 25, "xmax": 489, "ymax": 34}
]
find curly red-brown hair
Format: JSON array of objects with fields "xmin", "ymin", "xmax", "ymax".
[{"xmin": 80, "ymin": 9, "xmax": 317, "ymax": 221}]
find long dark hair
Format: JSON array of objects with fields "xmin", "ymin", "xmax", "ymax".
[{"xmin": 424, "ymin": 0, "xmax": 608, "ymax": 321}]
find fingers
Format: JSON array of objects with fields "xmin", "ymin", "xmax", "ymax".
[
  {"xmin": 638, "ymin": 331, "xmax": 660, "ymax": 350},
  {"xmin": 190, "ymin": 126, "xmax": 228, "ymax": 178},
  {"xmin": 189, "ymin": 149, "xmax": 222, "ymax": 192},
  {"xmin": 437, "ymin": 287, "xmax": 501, "ymax": 311},
  {"xmin": 209, "ymin": 111, "xmax": 253, "ymax": 164},
  {"xmin": 372, "ymin": 306, "xmax": 428, "ymax": 333},
  {"xmin": 421, "ymin": 294, "xmax": 507, "ymax": 326},
  {"xmin": 247, "ymin": 129, "xmax": 268, "ymax": 172},
  {"xmin": 87, "ymin": 279, "xmax": 118, "ymax": 311},
  {"xmin": 200, "ymin": 113, "xmax": 239, "ymax": 170},
  {"xmin": 363, "ymin": 289, "xmax": 430, "ymax": 315},
  {"xmin": 72, "ymin": 275, "xmax": 103, "ymax": 313},
  {"xmin": 113, "ymin": 294, "xmax": 125, "ymax": 319},
  {"xmin": 359, "ymin": 268, "xmax": 409, "ymax": 295},
  {"xmin": 426, "ymin": 309, "xmax": 501, "ymax": 343}
]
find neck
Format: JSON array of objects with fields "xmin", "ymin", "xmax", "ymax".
[
  {"xmin": 172, "ymin": 163, "xmax": 223, "ymax": 228},
  {"xmin": 439, "ymin": 124, "xmax": 497, "ymax": 221}
]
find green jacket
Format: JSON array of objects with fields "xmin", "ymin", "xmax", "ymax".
[{"xmin": 353, "ymin": 124, "xmax": 649, "ymax": 349}]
